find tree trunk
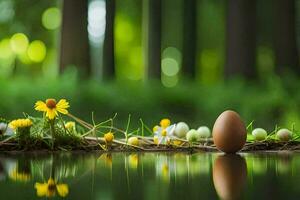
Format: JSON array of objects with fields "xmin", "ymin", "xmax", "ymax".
[
  {"xmin": 143, "ymin": 0, "xmax": 161, "ymax": 79},
  {"xmin": 60, "ymin": 0, "xmax": 91, "ymax": 77},
  {"xmin": 182, "ymin": 0, "xmax": 197, "ymax": 79},
  {"xmin": 103, "ymin": 0, "xmax": 115, "ymax": 79},
  {"xmin": 225, "ymin": 0, "xmax": 256, "ymax": 79},
  {"xmin": 274, "ymin": 0, "xmax": 299, "ymax": 74}
]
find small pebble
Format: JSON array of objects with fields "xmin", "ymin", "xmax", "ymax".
[
  {"xmin": 186, "ymin": 129, "xmax": 201, "ymax": 143},
  {"xmin": 276, "ymin": 129, "xmax": 292, "ymax": 142},
  {"xmin": 174, "ymin": 122, "xmax": 189, "ymax": 138},
  {"xmin": 197, "ymin": 126, "xmax": 211, "ymax": 138},
  {"xmin": 128, "ymin": 136, "xmax": 139, "ymax": 146},
  {"xmin": 252, "ymin": 128, "xmax": 267, "ymax": 141}
]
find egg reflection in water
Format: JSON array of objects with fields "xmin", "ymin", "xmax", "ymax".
[
  {"xmin": 213, "ymin": 154, "xmax": 247, "ymax": 200},
  {"xmin": 276, "ymin": 152, "xmax": 292, "ymax": 175}
]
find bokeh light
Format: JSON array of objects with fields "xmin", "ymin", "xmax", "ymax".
[
  {"xmin": 27, "ymin": 40, "xmax": 46, "ymax": 62},
  {"xmin": 199, "ymin": 49, "xmax": 221, "ymax": 84},
  {"xmin": 10, "ymin": 33, "xmax": 29, "ymax": 54},
  {"xmin": 257, "ymin": 46, "xmax": 274, "ymax": 75},
  {"xmin": 88, "ymin": 0, "xmax": 106, "ymax": 44},
  {"xmin": 161, "ymin": 58, "xmax": 179, "ymax": 76},
  {"xmin": 128, "ymin": 46, "xmax": 143, "ymax": 80},
  {"xmin": 115, "ymin": 17, "xmax": 135, "ymax": 43},
  {"xmin": 161, "ymin": 47, "xmax": 181, "ymax": 82},
  {"xmin": 0, "ymin": 0, "xmax": 14, "ymax": 23},
  {"xmin": 162, "ymin": 47, "xmax": 182, "ymax": 64},
  {"xmin": 42, "ymin": 7, "xmax": 61, "ymax": 30},
  {"xmin": 162, "ymin": 74, "xmax": 178, "ymax": 88},
  {"xmin": 0, "ymin": 38, "xmax": 14, "ymax": 59},
  {"xmin": 18, "ymin": 52, "xmax": 32, "ymax": 64}
]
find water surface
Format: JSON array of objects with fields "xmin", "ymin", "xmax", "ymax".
[{"xmin": 0, "ymin": 152, "xmax": 299, "ymax": 199}]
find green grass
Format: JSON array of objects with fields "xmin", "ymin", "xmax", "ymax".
[{"xmin": 1, "ymin": 71, "xmax": 300, "ymax": 134}]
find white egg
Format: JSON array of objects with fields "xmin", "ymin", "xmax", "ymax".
[
  {"xmin": 186, "ymin": 129, "xmax": 201, "ymax": 142},
  {"xmin": 174, "ymin": 122, "xmax": 189, "ymax": 138},
  {"xmin": 276, "ymin": 129, "xmax": 292, "ymax": 142},
  {"xmin": 252, "ymin": 128, "xmax": 267, "ymax": 141},
  {"xmin": 197, "ymin": 126, "xmax": 211, "ymax": 138}
]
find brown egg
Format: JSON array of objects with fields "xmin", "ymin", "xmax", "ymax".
[
  {"xmin": 213, "ymin": 154, "xmax": 247, "ymax": 200},
  {"xmin": 212, "ymin": 110, "xmax": 246, "ymax": 153}
]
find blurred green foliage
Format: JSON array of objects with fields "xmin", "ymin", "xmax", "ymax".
[
  {"xmin": 0, "ymin": 0, "xmax": 299, "ymax": 132},
  {"xmin": 1, "ymin": 71, "xmax": 300, "ymax": 133},
  {"xmin": 0, "ymin": 0, "xmax": 279, "ymax": 82}
]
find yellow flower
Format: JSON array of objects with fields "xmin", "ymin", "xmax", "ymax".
[
  {"xmin": 35, "ymin": 178, "xmax": 69, "ymax": 198},
  {"xmin": 35, "ymin": 99, "xmax": 69, "ymax": 120},
  {"xmin": 9, "ymin": 119, "xmax": 33, "ymax": 129},
  {"xmin": 161, "ymin": 129, "xmax": 167, "ymax": 137},
  {"xmin": 65, "ymin": 121, "xmax": 75, "ymax": 131},
  {"xmin": 128, "ymin": 136, "xmax": 139, "ymax": 146},
  {"xmin": 153, "ymin": 119, "xmax": 176, "ymax": 145},
  {"xmin": 160, "ymin": 118, "xmax": 171, "ymax": 128},
  {"xmin": 153, "ymin": 125, "xmax": 160, "ymax": 132},
  {"xmin": 104, "ymin": 132, "xmax": 114, "ymax": 143}
]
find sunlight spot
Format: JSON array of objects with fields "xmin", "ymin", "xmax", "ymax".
[
  {"xmin": 10, "ymin": 33, "xmax": 29, "ymax": 54},
  {"xmin": 0, "ymin": 0, "xmax": 14, "ymax": 23},
  {"xmin": 0, "ymin": 38, "xmax": 14, "ymax": 59},
  {"xmin": 27, "ymin": 40, "xmax": 47, "ymax": 62},
  {"xmin": 162, "ymin": 58, "xmax": 179, "ymax": 76},
  {"xmin": 162, "ymin": 74, "xmax": 178, "ymax": 88},
  {"xmin": 162, "ymin": 47, "xmax": 182, "ymax": 64},
  {"xmin": 88, "ymin": 0, "xmax": 106, "ymax": 44},
  {"xmin": 42, "ymin": 7, "xmax": 61, "ymax": 30},
  {"xmin": 18, "ymin": 52, "xmax": 32, "ymax": 64},
  {"xmin": 115, "ymin": 16, "xmax": 134, "ymax": 43}
]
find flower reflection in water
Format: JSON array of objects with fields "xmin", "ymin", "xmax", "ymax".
[
  {"xmin": 8, "ymin": 159, "xmax": 31, "ymax": 182},
  {"xmin": 156, "ymin": 154, "xmax": 171, "ymax": 182},
  {"xmin": 99, "ymin": 153, "xmax": 113, "ymax": 168},
  {"xmin": 3, "ymin": 152, "xmax": 300, "ymax": 199},
  {"xmin": 35, "ymin": 178, "xmax": 69, "ymax": 198},
  {"xmin": 154, "ymin": 153, "xmax": 211, "ymax": 183},
  {"xmin": 9, "ymin": 168, "xmax": 31, "ymax": 182}
]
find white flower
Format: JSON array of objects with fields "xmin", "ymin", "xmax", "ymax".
[
  {"xmin": 153, "ymin": 119, "xmax": 176, "ymax": 145},
  {"xmin": 154, "ymin": 124, "xmax": 176, "ymax": 145},
  {"xmin": 0, "ymin": 123, "xmax": 14, "ymax": 136}
]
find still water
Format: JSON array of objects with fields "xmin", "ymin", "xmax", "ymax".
[{"xmin": 0, "ymin": 152, "xmax": 299, "ymax": 200}]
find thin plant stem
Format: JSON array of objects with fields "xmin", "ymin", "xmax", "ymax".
[{"xmin": 49, "ymin": 119, "xmax": 55, "ymax": 149}]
